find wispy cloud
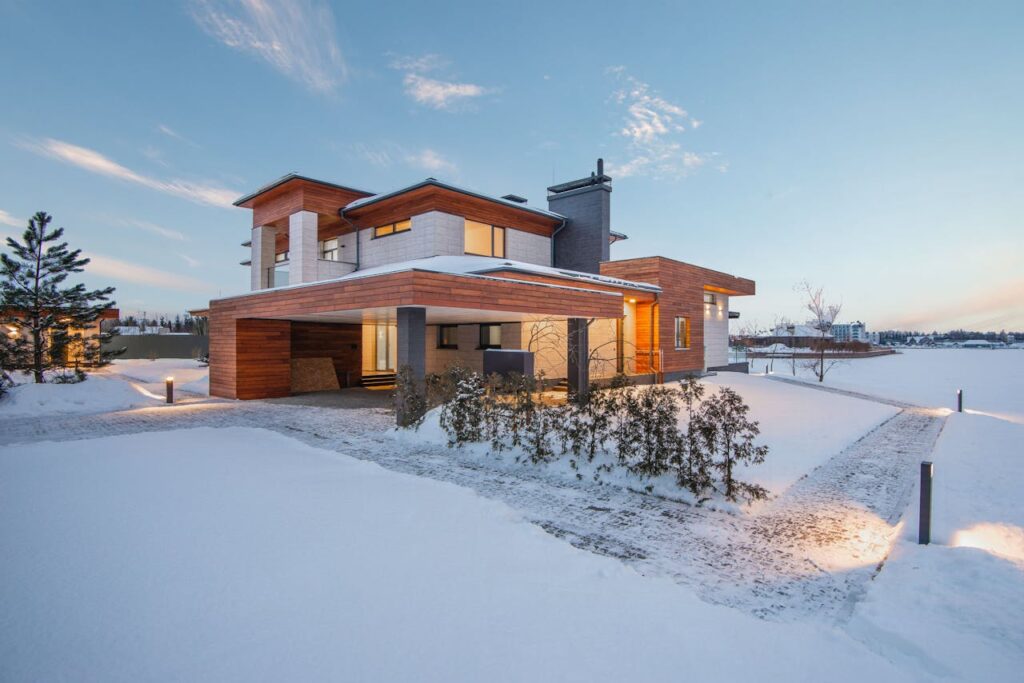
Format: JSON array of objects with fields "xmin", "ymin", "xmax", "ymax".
[
  {"xmin": 405, "ymin": 148, "xmax": 457, "ymax": 175},
  {"xmin": 0, "ymin": 209, "xmax": 22, "ymax": 228},
  {"xmin": 178, "ymin": 253, "xmax": 201, "ymax": 267},
  {"xmin": 20, "ymin": 137, "xmax": 239, "ymax": 208},
  {"xmin": 605, "ymin": 67, "xmax": 721, "ymax": 179},
  {"xmin": 114, "ymin": 218, "xmax": 188, "ymax": 242},
  {"xmin": 188, "ymin": 0, "xmax": 347, "ymax": 94},
  {"xmin": 87, "ymin": 254, "xmax": 212, "ymax": 293},
  {"xmin": 353, "ymin": 142, "xmax": 458, "ymax": 177},
  {"xmin": 389, "ymin": 52, "xmax": 491, "ymax": 111},
  {"xmin": 157, "ymin": 123, "xmax": 200, "ymax": 148}
]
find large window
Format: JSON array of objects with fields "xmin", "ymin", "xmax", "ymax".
[
  {"xmin": 465, "ymin": 220, "xmax": 506, "ymax": 258},
  {"xmin": 703, "ymin": 292, "xmax": 717, "ymax": 305},
  {"xmin": 373, "ymin": 219, "xmax": 411, "ymax": 239},
  {"xmin": 479, "ymin": 323, "xmax": 502, "ymax": 349},
  {"xmin": 675, "ymin": 317, "xmax": 691, "ymax": 349},
  {"xmin": 320, "ymin": 238, "xmax": 339, "ymax": 261},
  {"xmin": 438, "ymin": 325, "xmax": 458, "ymax": 349}
]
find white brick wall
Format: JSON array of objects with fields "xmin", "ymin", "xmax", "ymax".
[
  {"xmin": 505, "ymin": 229, "xmax": 551, "ymax": 266},
  {"xmin": 359, "ymin": 211, "xmax": 464, "ymax": 269},
  {"xmin": 703, "ymin": 294, "xmax": 730, "ymax": 369},
  {"xmin": 250, "ymin": 225, "xmax": 276, "ymax": 290},
  {"xmin": 289, "ymin": 210, "xmax": 318, "ymax": 284}
]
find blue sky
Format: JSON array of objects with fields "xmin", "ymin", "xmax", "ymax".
[{"xmin": 1, "ymin": 0, "xmax": 1021, "ymax": 331}]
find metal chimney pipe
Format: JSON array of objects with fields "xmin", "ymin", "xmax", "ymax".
[{"xmin": 597, "ymin": 158, "xmax": 604, "ymax": 176}]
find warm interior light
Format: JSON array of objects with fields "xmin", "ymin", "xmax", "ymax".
[{"xmin": 628, "ymin": 298, "xmax": 637, "ymax": 303}]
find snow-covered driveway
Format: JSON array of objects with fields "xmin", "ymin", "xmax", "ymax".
[{"xmin": 0, "ymin": 385, "xmax": 944, "ymax": 623}]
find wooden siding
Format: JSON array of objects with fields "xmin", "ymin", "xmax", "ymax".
[
  {"xmin": 208, "ymin": 270, "xmax": 625, "ymax": 398},
  {"xmin": 600, "ymin": 257, "xmax": 755, "ymax": 376},
  {"xmin": 248, "ymin": 179, "xmax": 370, "ymax": 230},
  {"xmin": 344, "ymin": 185, "xmax": 561, "ymax": 237},
  {"xmin": 290, "ymin": 322, "xmax": 362, "ymax": 388},
  {"xmin": 235, "ymin": 319, "xmax": 291, "ymax": 400}
]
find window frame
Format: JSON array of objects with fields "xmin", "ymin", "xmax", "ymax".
[
  {"xmin": 274, "ymin": 250, "xmax": 289, "ymax": 263},
  {"xmin": 372, "ymin": 219, "xmax": 412, "ymax": 239},
  {"xmin": 437, "ymin": 324, "xmax": 459, "ymax": 350},
  {"xmin": 464, "ymin": 220, "xmax": 507, "ymax": 258},
  {"xmin": 319, "ymin": 238, "xmax": 340, "ymax": 261},
  {"xmin": 478, "ymin": 323, "xmax": 502, "ymax": 350},
  {"xmin": 703, "ymin": 292, "xmax": 717, "ymax": 305},
  {"xmin": 675, "ymin": 316, "xmax": 691, "ymax": 350}
]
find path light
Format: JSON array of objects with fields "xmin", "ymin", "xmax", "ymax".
[
  {"xmin": 919, "ymin": 461, "xmax": 933, "ymax": 545},
  {"xmin": 166, "ymin": 376, "xmax": 174, "ymax": 404},
  {"xmin": 957, "ymin": 389, "xmax": 963, "ymax": 413}
]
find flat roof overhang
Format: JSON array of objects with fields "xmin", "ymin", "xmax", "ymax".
[{"xmin": 209, "ymin": 269, "xmax": 628, "ymax": 323}]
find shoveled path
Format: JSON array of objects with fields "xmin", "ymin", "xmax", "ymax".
[{"xmin": 0, "ymin": 381, "xmax": 945, "ymax": 623}]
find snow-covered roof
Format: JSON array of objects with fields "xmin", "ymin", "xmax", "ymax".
[
  {"xmin": 342, "ymin": 178, "xmax": 566, "ymax": 222},
  {"xmin": 219, "ymin": 255, "xmax": 660, "ymax": 303},
  {"xmin": 762, "ymin": 324, "xmax": 833, "ymax": 338},
  {"xmin": 962, "ymin": 339, "xmax": 995, "ymax": 346}
]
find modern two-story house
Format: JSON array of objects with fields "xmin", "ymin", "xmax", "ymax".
[{"xmin": 202, "ymin": 160, "xmax": 754, "ymax": 401}]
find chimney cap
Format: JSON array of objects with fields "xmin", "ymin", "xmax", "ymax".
[{"xmin": 501, "ymin": 194, "xmax": 528, "ymax": 204}]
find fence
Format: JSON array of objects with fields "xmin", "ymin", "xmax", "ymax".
[{"xmin": 103, "ymin": 334, "xmax": 209, "ymax": 359}]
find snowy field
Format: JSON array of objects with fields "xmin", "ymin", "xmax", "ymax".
[
  {"xmin": 753, "ymin": 348, "xmax": 1024, "ymax": 419},
  {"xmin": 0, "ymin": 359, "xmax": 209, "ymax": 418},
  {"xmin": 0, "ymin": 351, "xmax": 1021, "ymax": 680},
  {"xmin": 0, "ymin": 427, "xmax": 919, "ymax": 682}
]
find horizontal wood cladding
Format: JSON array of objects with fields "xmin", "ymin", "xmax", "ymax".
[
  {"xmin": 600, "ymin": 257, "xmax": 755, "ymax": 375},
  {"xmin": 235, "ymin": 319, "xmax": 291, "ymax": 400},
  {"xmin": 250, "ymin": 179, "xmax": 370, "ymax": 229},
  {"xmin": 211, "ymin": 271, "xmax": 624, "ymax": 320},
  {"xmin": 600, "ymin": 257, "xmax": 755, "ymax": 296},
  {"xmin": 344, "ymin": 185, "xmax": 560, "ymax": 237},
  {"xmin": 290, "ymin": 322, "xmax": 362, "ymax": 388}
]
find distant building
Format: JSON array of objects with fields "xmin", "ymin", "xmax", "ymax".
[
  {"xmin": 832, "ymin": 321, "xmax": 870, "ymax": 343},
  {"xmin": 962, "ymin": 339, "xmax": 996, "ymax": 348}
]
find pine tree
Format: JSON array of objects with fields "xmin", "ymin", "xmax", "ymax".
[
  {"xmin": 0, "ymin": 212, "xmax": 117, "ymax": 383},
  {"xmin": 704, "ymin": 387, "xmax": 769, "ymax": 503}
]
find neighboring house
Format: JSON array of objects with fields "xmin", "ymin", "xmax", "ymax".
[
  {"xmin": 961, "ymin": 339, "xmax": 996, "ymax": 348},
  {"xmin": 753, "ymin": 324, "xmax": 833, "ymax": 349},
  {"xmin": 3, "ymin": 307, "xmax": 119, "ymax": 365},
  {"xmin": 203, "ymin": 161, "xmax": 755, "ymax": 400}
]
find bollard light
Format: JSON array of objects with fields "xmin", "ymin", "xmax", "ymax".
[
  {"xmin": 957, "ymin": 389, "xmax": 963, "ymax": 413},
  {"xmin": 166, "ymin": 376, "xmax": 174, "ymax": 404},
  {"xmin": 919, "ymin": 461, "xmax": 933, "ymax": 545}
]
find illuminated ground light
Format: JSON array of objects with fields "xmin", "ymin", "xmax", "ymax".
[{"xmin": 951, "ymin": 523, "xmax": 1024, "ymax": 564}]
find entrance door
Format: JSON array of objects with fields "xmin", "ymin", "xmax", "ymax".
[{"xmin": 374, "ymin": 324, "xmax": 396, "ymax": 371}]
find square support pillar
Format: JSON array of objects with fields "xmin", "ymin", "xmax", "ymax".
[
  {"xmin": 567, "ymin": 317, "xmax": 590, "ymax": 401},
  {"xmin": 289, "ymin": 210, "xmax": 318, "ymax": 284},
  {"xmin": 251, "ymin": 225, "xmax": 277, "ymax": 290},
  {"xmin": 396, "ymin": 306, "xmax": 427, "ymax": 380}
]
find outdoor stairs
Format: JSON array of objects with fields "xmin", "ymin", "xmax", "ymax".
[{"xmin": 361, "ymin": 372, "xmax": 396, "ymax": 389}]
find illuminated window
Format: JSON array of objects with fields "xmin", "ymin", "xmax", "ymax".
[
  {"xmin": 465, "ymin": 220, "xmax": 505, "ymax": 257},
  {"xmin": 373, "ymin": 219, "xmax": 411, "ymax": 239},
  {"xmin": 479, "ymin": 323, "xmax": 502, "ymax": 349},
  {"xmin": 703, "ymin": 292, "xmax": 716, "ymax": 305},
  {"xmin": 320, "ymin": 238, "xmax": 339, "ymax": 261},
  {"xmin": 438, "ymin": 325, "xmax": 458, "ymax": 349},
  {"xmin": 675, "ymin": 317, "xmax": 691, "ymax": 349}
]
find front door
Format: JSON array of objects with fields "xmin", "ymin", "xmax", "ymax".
[{"xmin": 374, "ymin": 324, "xmax": 396, "ymax": 371}]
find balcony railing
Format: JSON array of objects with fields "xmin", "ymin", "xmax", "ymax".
[{"xmin": 267, "ymin": 265, "xmax": 289, "ymax": 288}]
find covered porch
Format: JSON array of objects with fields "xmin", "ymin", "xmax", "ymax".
[{"xmin": 207, "ymin": 268, "xmax": 657, "ymax": 400}]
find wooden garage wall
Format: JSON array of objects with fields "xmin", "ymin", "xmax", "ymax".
[
  {"xmin": 290, "ymin": 322, "xmax": 362, "ymax": 388},
  {"xmin": 235, "ymin": 319, "xmax": 291, "ymax": 400}
]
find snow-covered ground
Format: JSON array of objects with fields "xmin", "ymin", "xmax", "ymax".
[
  {"xmin": 0, "ymin": 351, "xmax": 1020, "ymax": 680},
  {"xmin": 0, "ymin": 427, "xmax": 917, "ymax": 682},
  {"xmin": 849, "ymin": 411, "xmax": 1024, "ymax": 680},
  {"xmin": 752, "ymin": 348, "xmax": 1024, "ymax": 418},
  {"xmin": 0, "ymin": 359, "xmax": 209, "ymax": 418}
]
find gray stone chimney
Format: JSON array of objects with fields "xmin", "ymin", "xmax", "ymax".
[{"xmin": 547, "ymin": 159, "xmax": 611, "ymax": 274}]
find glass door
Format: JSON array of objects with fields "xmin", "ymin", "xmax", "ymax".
[{"xmin": 374, "ymin": 324, "xmax": 397, "ymax": 371}]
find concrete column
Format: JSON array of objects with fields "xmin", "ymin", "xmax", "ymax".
[
  {"xmin": 251, "ymin": 225, "xmax": 277, "ymax": 290},
  {"xmin": 396, "ymin": 306, "xmax": 427, "ymax": 380},
  {"xmin": 567, "ymin": 318, "xmax": 590, "ymax": 401},
  {"xmin": 289, "ymin": 210, "xmax": 318, "ymax": 284}
]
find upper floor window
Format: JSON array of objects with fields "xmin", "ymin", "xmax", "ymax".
[
  {"xmin": 465, "ymin": 220, "xmax": 505, "ymax": 258},
  {"xmin": 438, "ymin": 325, "xmax": 458, "ymax": 349},
  {"xmin": 373, "ymin": 219, "xmax": 411, "ymax": 239},
  {"xmin": 320, "ymin": 238, "xmax": 340, "ymax": 261},
  {"xmin": 275, "ymin": 250, "xmax": 289, "ymax": 263},
  {"xmin": 675, "ymin": 317, "xmax": 691, "ymax": 350},
  {"xmin": 479, "ymin": 323, "xmax": 502, "ymax": 349},
  {"xmin": 703, "ymin": 292, "xmax": 717, "ymax": 305}
]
